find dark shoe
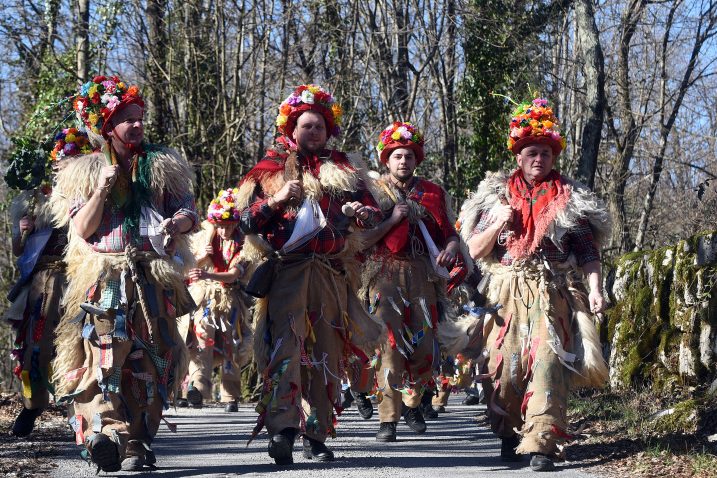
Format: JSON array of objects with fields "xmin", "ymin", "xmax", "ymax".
[
  {"xmin": 11, "ymin": 407, "xmax": 41, "ymax": 437},
  {"xmin": 462, "ymin": 394, "xmax": 481, "ymax": 406},
  {"xmin": 530, "ymin": 453, "xmax": 555, "ymax": 471},
  {"xmin": 356, "ymin": 393, "xmax": 373, "ymax": 419},
  {"xmin": 302, "ymin": 437, "xmax": 334, "ymax": 462},
  {"xmin": 434, "ymin": 405, "xmax": 446, "ymax": 413},
  {"xmin": 224, "ymin": 401, "xmax": 238, "ymax": 413},
  {"xmin": 121, "ymin": 455, "xmax": 145, "ymax": 471},
  {"xmin": 86, "ymin": 433, "xmax": 121, "ymax": 472},
  {"xmin": 420, "ymin": 402, "xmax": 439, "ymax": 420},
  {"xmin": 500, "ymin": 435, "xmax": 521, "ymax": 462},
  {"xmin": 186, "ymin": 387, "xmax": 203, "ymax": 408},
  {"xmin": 341, "ymin": 388, "xmax": 354, "ymax": 409},
  {"xmin": 403, "ymin": 406, "xmax": 427, "ymax": 434},
  {"xmin": 268, "ymin": 428, "xmax": 295, "ymax": 466},
  {"xmin": 376, "ymin": 422, "xmax": 397, "ymax": 442},
  {"xmin": 175, "ymin": 398, "xmax": 188, "ymax": 408},
  {"xmin": 145, "ymin": 446, "xmax": 156, "ymax": 465}
]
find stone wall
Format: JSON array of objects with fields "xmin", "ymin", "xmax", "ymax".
[{"xmin": 608, "ymin": 231, "xmax": 717, "ymax": 392}]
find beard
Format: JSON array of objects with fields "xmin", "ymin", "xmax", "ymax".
[{"xmin": 392, "ymin": 169, "xmax": 414, "ymax": 183}]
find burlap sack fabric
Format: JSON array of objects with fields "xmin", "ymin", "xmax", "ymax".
[
  {"xmin": 370, "ymin": 256, "xmax": 440, "ymax": 422},
  {"xmin": 55, "ymin": 254, "xmax": 191, "ymax": 458},
  {"xmin": 480, "ymin": 261, "xmax": 600, "ymax": 456},
  {"xmin": 182, "ymin": 280, "xmax": 251, "ymax": 402},
  {"xmin": 257, "ymin": 253, "xmax": 377, "ymax": 442},
  {"xmin": 11, "ymin": 258, "xmax": 66, "ymax": 410}
]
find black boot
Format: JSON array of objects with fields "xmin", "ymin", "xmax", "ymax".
[
  {"xmin": 341, "ymin": 388, "xmax": 355, "ymax": 409},
  {"xmin": 268, "ymin": 427, "xmax": 296, "ymax": 466},
  {"xmin": 302, "ymin": 437, "xmax": 334, "ymax": 462},
  {"xmin": 11, "ymin": 407, "xmax": 42, "ymax": 437},
  {"xmin": 376, "ymin": 422, "xmax": 397, "ymax": 442},
  {"xmin": 462, "ymin": 394, "xmax": 481, "ymax": 406},
  {"xmin": 500, "ymin": 435, "xmax": 521, "ymax": 462},
  {"xmin": 186, "ymin": 387, "xmax": 203, "ymax": 408},
  {"xmin": 224, "ymin": 401, "xmax": 238, "ymax": 412},
  {"xmin": 402, "ymin": 406, "xmax": 427, "ymax": 434},
  {"xmin": 175, "ymin": 398, "xmax": 189, "ymax": 408},
  {"xmin": 86, "ymin": 433, "xmax": 121, "ymax": 472},
  {"xmin": 356, "ymin": 393, "xmax": 374, "ymax": 419},
  {"xmin": 530, "ymin": 453, "xmax": 556, "ymax": 471}
]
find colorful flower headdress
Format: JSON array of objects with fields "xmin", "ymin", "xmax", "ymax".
[
  {"xmin": 73, "ymin": 75, "xmax": 144, "ymax": 137},
  {"xmin": 276, "ymin": 84, "xmax": 343, "ymax": 138},
  {"xmin": 507, "ymin": 97, "xmax": 565, "ymax": 155},
  {"xmin": 50, "ymin": 127, "xmax": 93, "ymax": 161},
  {"xmin": 376, "ymin": 121, "xmax": 425, "ymax": 164},
  {"xmin": 207, "ymin": 188, "xmax": 241, "ymax": 223}
]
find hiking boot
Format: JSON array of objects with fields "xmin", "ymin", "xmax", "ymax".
[
  {"xmin": 530, "ymin": 453, "xmax": 556, "ymax": 471},
  {"xmin": 356, "ymin": 393, "xmax": 373, "ymax": 419},
  {"xmin": 341, "ymin": 388, "xmax": 354, "ymax": 409},
  {"xmin": 500, "ymin": 435, "xmax": 521, "ymax": 462},
  {"xmin": 122, "ymin": 439, "xmax": 154, "ymax": 471},
  {"xmin": 268, "ymin": 427, "xmax": 295, "ymax": 466},
  {"xmin": 121, "ymin": 456, "xmax": 145, "ymax": 471},
  {"xmin": 462, "ymin": 394, "xmax": 481, "ymax": 406},
  {"xmin": 376, "ymin": 422, "xmax": 397, "ymax": 442},
  {"xmin": 403, "ymin": 406, "xmax": 427, "ymax": 434},
  {"xmin": 175, "ymin": 398, "xmax": 188, "ymax": 408},
  {"xmin": 420, "ymin": 402, "xmax": 439, "ymax": 420},
  {"xmin": 186, "ymin": 387, "xmax": 203, "ymax": 408},
  {"xmin": 86, "ymin": 433, "xmax": 121, "ymax": 472},
  {"xmin": 224, "ymin": 401, "xmax": 238, "ymax": 413},
  {"xmin": 11, "ymin": 407, "xmax": 41, "ymax": 437},
  {"xmin": 302, "ymin": 437, "xmax": 335, "ymax": 462}
]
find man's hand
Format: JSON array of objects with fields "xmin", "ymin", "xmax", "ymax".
[
  {"xmin": 589, "ymin": 289, "xmax": 606, "ymax": 314},
  {"xmin": 271, "ymin": 180, "xmax": 302, "ymax": 206},
  {"xmin": 346, "ymin": 201, "xmax": 372, "ymax": 221},
  {"xmin": 98, "ymin": 165, "xmax": 119, "ymax": 192},
  {"xmin": 187, "ymin": 268, "xmax": 207, "ymax": 281},
  {"xmin": 485, "ymin": 202, "xmax": 513, "ymax": 228},
  {"xmin": 19, "ymin": 216, "xmax": 35, "ymax": 234},
  {"xmin": 390, "ymin": 203, "xmax": 409, "ymax": 225},
  {"xmin": 436, "ymin": 239, "xmax": 460, "ymax": 268}
]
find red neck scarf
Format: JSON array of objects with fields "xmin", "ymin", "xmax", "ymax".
[{"xmin": 505, "ymin": 168, "xmax": 570, "ymax": 260}]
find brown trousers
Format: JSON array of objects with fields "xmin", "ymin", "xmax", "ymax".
[
  {"xmin": 481, "ymin": 266, "xmax": 574, "ymax": 455},
  {"xmin": 62, "ymin": 259, "xmax": 186, "ymax": 458},
  {"xmin": 372, "ymin": 257, "xmax": 438, "ymax": 423},
  {"xmin": 13, "ymin": 259, "xmax": 65, "ymax": 410},
  {"xmin": 185, "ymin": 284, "xmax": 247, "ymax": 402},
  {"xmin": 261, "ymin": 257, "xmax": 352, "ymax": 443}
]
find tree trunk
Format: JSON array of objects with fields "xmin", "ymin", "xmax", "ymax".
[
  {"xmin": 75, "ymin": 0, "xmax": 90, "ymax": 83},
  {"xmin": 574, "ymin": 0, "xmax": 605, "ymax": 189},
  {"xmin": 146, "ymin": 0, "xmax": 170, "ymax": 142}
]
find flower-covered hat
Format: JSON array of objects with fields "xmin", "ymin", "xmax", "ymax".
[
  {"xmin": 376, "ymin": 121, "xmax": 425, "ymax": 164},
  {"xmin": 73, "ymin": 75, "xmax": 144, "ymax": 137},
  {"xmin": 50, "ymin": 127, "xmax": 93, "ymax": 161},
  {"xmin": 207, "ymin": 188, "xmax": 241, "ymax": 223},
  {"xmin": 276, "ymin": 84, "xmax": 342, "ymax": 138},
  {"xmin": 507, "ymin": 97, "xmax": 565, "ymax": 155}
]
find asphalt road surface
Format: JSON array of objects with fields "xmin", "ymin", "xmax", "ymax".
[{"xmin": 51, "ymin": 394, "xmax": 599, "ymax": 477}]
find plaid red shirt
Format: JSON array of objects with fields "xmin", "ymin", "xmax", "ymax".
[
  {"xmin": 473, "ymin": 211, "xmax": 599, "ymax": 266},
  {"xmin": 240, "ymin": 151, "xmax": 381, "ymax": 255},
  {"xmin": 69, "ymin": 191, "xmax": 198, "ymax": 253}
]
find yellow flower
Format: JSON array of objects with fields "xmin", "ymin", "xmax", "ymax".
[
  {"xmin": 117, "ymin": 82, "xmax": 126, "ymax": 90},
  {"xmin": 88, "ymin": 113, "xmax": 98, "ymax": 125},
  {"xmin": 222, "ymin": 211, "xmax": 230, "ymax": 219},
  {"xmin": 332, "ymin": 104, "xmax": 343, "ymax": 121},
  {"xmin": 276, "ymin": 115, "xmax": 287, "ymax": 126},
  {"xmin": 391, "ymin": 131, "xmax": 401, "ymax": 140},
  {"xmin": 88, "ymin": 84, "xmax": 98, "ymax": 97},
  {"xmin": 65, "ymin": 133, "xmax": 76, "ymax": 143},
  {"xmin": 308, "ymin": 85, "xmax": 319, "ymax": 94}
]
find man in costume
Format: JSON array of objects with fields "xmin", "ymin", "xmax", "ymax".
[
  {"xmin": 359, "ymin": 121, "xmax": 469, "ymax": 442},
  {"xmin": 51, "ymin": 75, "xmax": 198, "ymax": 472},
  {"xmin": 458, "ymin": 97, "xmax": 610, "ymax": 471},
  {"xmin": 178, "ymin": 187, "xmax": 253, "ymax": 411},
  {"xmin": 237, "ymin": 84, "xmax": 385, "ymax": 465},
  {"xmin": 5, "ymin": 129, "xmax": 92, "ymax": 437}
]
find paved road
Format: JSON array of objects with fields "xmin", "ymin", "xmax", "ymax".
[{"xmin": 51, "ymin": 395, "xmax": 600, "ymax": 477}]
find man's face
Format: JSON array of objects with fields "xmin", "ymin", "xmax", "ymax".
[
  {"xmin": 387, "ymin": 148, "xmax": 417, "ymax": 182},
  {"xmin": 108, "ymin": 104, "xmax": 144, "ymax": 147},
  {"xmin": 292, "ymin": 111, "xmax": 328, "ymax": 154},
  {"xmin": 516, "ymin": 143, "xmax": 554, "ymax": 183}
]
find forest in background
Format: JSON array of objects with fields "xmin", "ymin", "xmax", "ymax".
[{"xmin": 0, "ymin": 0, "xmax": 716, "ymax": 389}]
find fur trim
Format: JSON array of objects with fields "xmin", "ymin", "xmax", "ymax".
[
  {"xmin": 252, "ymin": 297, "xmax": 270, "ymax": 371},
  {"xmin": 147, "ymin": 145, "xmax": 195, "ymax": 203},
  {"xmin": 50, "ymin": 153, "xmax": 105, "ymax": 228},
  {"xmin": 458, "ymin": 171, "xmax": 611, "ymax": 264}
]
